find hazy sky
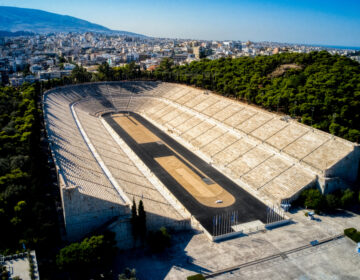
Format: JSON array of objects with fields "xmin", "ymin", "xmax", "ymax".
[{"xmin": 1, "ymin": 0, "xmax": 360, "ymax": 46}]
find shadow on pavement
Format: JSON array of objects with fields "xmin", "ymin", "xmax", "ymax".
[{"xmin": 112, "ymin": 230, "xmax": 212, "ymax": 280}]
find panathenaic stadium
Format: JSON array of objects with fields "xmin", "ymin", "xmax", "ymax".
[{"xmin": 43, "ymin": 81, "xmax": 360, "ymax": 242}]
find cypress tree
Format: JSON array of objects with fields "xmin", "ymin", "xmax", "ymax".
[
  {"xmin": 138, "ymin": 200, "xmax": 146, "ymax": 245},
  {"xmin": 130, "ymin": 198, "xmax": 138, "ymax": 245}
]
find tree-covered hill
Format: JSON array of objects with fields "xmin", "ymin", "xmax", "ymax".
[{"xmin": 151, "ymin": 51, "xmax": 360, "ymax": 142}]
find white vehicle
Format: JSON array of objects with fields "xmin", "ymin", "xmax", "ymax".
[{"xmin": 215, "ymin": 200, "xmax": 223, "ymax": 204}]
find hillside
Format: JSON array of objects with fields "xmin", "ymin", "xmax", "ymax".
[
  {"xmin": 0, "ymin": 30, "xmax": 35, "ymax": 37},
  {"xmin": 0, "ymin": 6, "xmax": 143, "ymax": 36}
]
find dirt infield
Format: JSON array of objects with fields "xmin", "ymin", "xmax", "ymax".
[
  {"xmin": 155, "ymin": 156, "xmax": 235, "ymax": 208},
  {"xmin": 113, "ymin": 114, "xmax": 159, "ymax": 143},
  {"xmin": 114, "ymin": 113, "xmax": 234, "ymax": 208}
]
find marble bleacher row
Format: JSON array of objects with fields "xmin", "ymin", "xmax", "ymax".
[
  {"xmin": 44, "ymin": 87, "xmax": 128, "ymax": 239},
  {"xmin": 45, "ymin": 83, "xmax": 187, "ymax": 239},
  {"xmin": 96, "ymin": 82, "xmax": 357, "ymax": 204},
  {"xmin": 74, "ymin": 102, "xmax": 183, "ymax": 222},
  {"xmin": 135, "ymin": 96, "xmax": 316, "ymax": 203}
]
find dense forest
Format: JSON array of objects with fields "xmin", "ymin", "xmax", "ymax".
[{"xmin": 0, "ymin": 83, "xmax": 59, "ymax": 256}]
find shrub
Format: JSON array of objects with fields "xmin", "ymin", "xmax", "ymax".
[
  {"xmin": 344, "ymin": 228, "xmax": 360, "ymax": 243},
  {"xmin": 187, "ymin": 274, "xmax": 205, "ymax": 280},
  {"xmin": 1, "ymin": 265, "xmax": 9, "ymax": 280},
  {"xmin": 341, "ymin": 189, "xmax": 355, "ymax": 208},
  {"xmin": 118, "ymin": 268, "xmax": 137, "ymax": 280},
  {"xmin": 147, "ymin": 227, "xmax": 171, "ymax": 253},
  {"xmin": 344, "ymin": 228, "xmax": 357, "ymax": 237},
  {"xmin": 325, "ymin": 194, "xmax": 340, "ymax": 210},
  {"xmin": 352, "ymin": 232, "xmax": 360, "ymax": 243},
  {"xmin": 304, "ymin": 189, "xmax": 324, "ymax": 210},
  {"xmin": 295, "ymin": 188, "xmax": 358, "ymax": 213},
  {"xmin": 27, "ymin": 250, "xmax": 35, "ymax": 280}
]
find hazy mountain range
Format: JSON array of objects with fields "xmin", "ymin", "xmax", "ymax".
[{"xmin": 0, "ymin": 6, "xmax": 145, "ymax": 36}]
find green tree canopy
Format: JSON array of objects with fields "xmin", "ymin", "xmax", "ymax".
[
  {"xmin": 0, "ymin": 83, "xmax": 57, "ymax": 254},
  {"xmin": 56, "ymin": 231, "xmax": 116, "ymax": 272},
  {"xmin": 70, "ymin": 65, "xmax": 92, "ymax": 83},
  {"xmin": 97, "ymin": 62, "xmax": 114, "ymax": 81}
]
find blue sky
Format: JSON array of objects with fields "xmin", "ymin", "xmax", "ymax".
[{"xmin": 1, "ymin": 0, "xmax": 360, "ymax": 46}]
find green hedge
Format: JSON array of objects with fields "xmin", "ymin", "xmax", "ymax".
[
  {"xmin": 187, "ymin": 274, "xmax": 205, "ymax": 280},
  {"xmin": 294, "ymin": 188, "xmax": 359, "ymax": 213},
  {"xmin": 344, "ymin": 228, "xmax": 360, "ymax": 242}
]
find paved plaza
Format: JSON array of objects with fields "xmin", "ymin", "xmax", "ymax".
[{"xmin": 114, "ymin": 209, "xmax": 360, "ymax": 280}]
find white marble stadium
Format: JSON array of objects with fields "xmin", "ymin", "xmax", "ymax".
[{"xmin": 43, "ymin": 81, "xmax": 360, "ymax": 240}]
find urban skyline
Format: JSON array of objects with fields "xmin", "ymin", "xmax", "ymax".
[{"xmin": 1, "ymin": 0, "xmax": 360, "ymax": 47}]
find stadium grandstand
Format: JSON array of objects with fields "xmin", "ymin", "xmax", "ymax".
[{"xmin": 43, "ymin": 81, "xmax": 360, "ymax": 242}]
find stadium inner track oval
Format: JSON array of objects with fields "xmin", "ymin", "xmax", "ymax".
[{"xmin": 103, "ymin": 111, "xmax": 271, "ymax": 235}]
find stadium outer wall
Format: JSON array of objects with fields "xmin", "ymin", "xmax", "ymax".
[{"xmin": 43, "ymin": 86, "xmax": 131, "ymax": 241}]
